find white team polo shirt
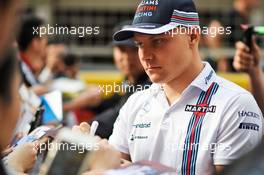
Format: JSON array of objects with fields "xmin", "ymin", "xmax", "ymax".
[{"xmin": 109, "ymin": 62, "xmax": 263, "ymax": 175}]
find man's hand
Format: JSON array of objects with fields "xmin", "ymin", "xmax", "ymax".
[
  {"xmin": 72, "ymin": 122, "xmax": 91, "ymax": 134},
  {"xmin": 82, "ymin": 170, "xmax": 104, "ymax": 175},
  {"xmin": 72, "ymin": 122, "xmax": 126, "ymax": 173},
  {"xmin": 64, "ymin": 87, "xmax": 102, "ymax": 111},
  {"xmin": 82, "ymin": 139, "xmax": 121, "ymax": 175},
  {"xmin": 30, "ymin": 85, "xmax": 49, "ymax": 96},
  {"xmin": 7, "ymin": 142, "xmax": 38, "ymax": 173},
  {"xmin": 88, "ymin": 139, "xmax": 121, "ymax": 170},
  {"xmin": 233, "ymin": 38, "xmax": 261, "ymax": 75},
  {"xmin": 45, "ymin": 44, "xmax": 66, "ymax": 70},
  {"xmin": 233, "ymin": 38, "xmax": 264, "ymax": 115},
  {"xmin": 1, "ymin": 132, "xmax": 24, "ymax": 157},
  {"xmin": 72, "ymin": 122, "xmax": 131, "ymax": 170}
]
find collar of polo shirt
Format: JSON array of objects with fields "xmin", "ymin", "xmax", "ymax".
[{"xmin": 149, "ymin": 62, "xmax": 217, "ymax": 96}]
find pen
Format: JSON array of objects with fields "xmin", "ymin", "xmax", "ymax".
[{"xmin": 89, "ymin": 121, "xmax": 99, "ymax": 136}]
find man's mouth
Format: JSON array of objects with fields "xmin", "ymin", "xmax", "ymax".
[{"xmin": 146, "ymin": 66, "xmax": 162, "ymax": 71}]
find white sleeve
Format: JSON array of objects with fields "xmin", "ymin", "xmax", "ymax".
[
  {"xmin": 213, "ymin": 93, "xmax": 263, "ymax": 165},
  {"xmin": 108, "ymin": 102, "xmax": 130, "ymax": 154},
  {"xmin": 38, "ymin": 67, "xmax": 53, "ymax": 83}
]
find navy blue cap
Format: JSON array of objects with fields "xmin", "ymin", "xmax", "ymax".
[
  {"xmin": 113, "ymin": 0, "xmax": 199, "ymax": 41},
  {"xmin": 112, "ymin": 39, "xmax": 136, "ymax": 47},
  {"xmin": 112, "ymin": 21, "xmax": 136, "ymax": 47}
]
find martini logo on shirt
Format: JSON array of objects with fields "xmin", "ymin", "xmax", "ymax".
[{"xmin": 185, "ymin": 104, "xmax": 216, "ymax": 116}]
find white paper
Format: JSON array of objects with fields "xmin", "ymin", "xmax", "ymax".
[
  {"xmin": 44, "ymin": 90, "xmax": 63, "ymax": 121},
  {"xmin": 50, "ymin": 78, "xmax": 86, "ymax": 94}
]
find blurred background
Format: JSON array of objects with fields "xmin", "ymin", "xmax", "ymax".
[{"xmin": 22, "ymin": 0, "xmax": 264, "ymax": 89}]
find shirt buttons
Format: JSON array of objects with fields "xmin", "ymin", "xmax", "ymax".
[
  {"xmin": 162, "ymin": 120, "xmax": 170, "ymax": 127},
  {"xmin": 162, "ymin": 113, "xmax": 170, "ymax": 128}
]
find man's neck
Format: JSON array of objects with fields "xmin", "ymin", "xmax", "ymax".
[
  {"xmin": 22, "ymin": 50, "xmax": 41, "ymax": 74},
  {"xmin": 24, "ymin": 50, "xmax": 39, "ymax": 62},
  {"xmin": 127, "ymin": 75, "xmax": 138, "ymax": 85},
  {"xmin": 163, "ymin": 60, "xmax": 204, "ymax": 106},
  {"xmin": 127, "ymin": 71, "xmax": 146, "ymax": 85}
]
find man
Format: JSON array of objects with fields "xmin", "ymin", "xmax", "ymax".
[
  {"xmin": 0, "ymin": 48, "xmax": 37, "ymax": 175},
  {"xmin": 108, "ymin": 0, "xmax": 263, "ymax": 174},
  {"xmin": 208, "ymin": 0, "xmax": 261, "ymax": 72},
  {"xmin": 89, "ymin": 22, "xmax": 151, "ymax": 139},
  {"xmin": 233, "ymin": 38, "xmax": 264, "ymax": 115},
  {"xmin": 224, "ymin": 0, "xmax": 260, "ymax": 47},
  {"xmin": 0, "ymin": 0, "xmax": 23, "ymax": 60},
  {"xmin": 0, "ymin": 1, "xmax": 23, "ymax": 174},
  {"xmin": 17, "ymin": 16, "xmax": 63, "ymax": 96},
  {"xmin": 16, "ymin": 16, "xmax": 48, "ymax": 94}
]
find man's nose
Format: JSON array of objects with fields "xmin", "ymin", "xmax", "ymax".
[{"xmin": 139, "ymin": 48, "xmax": 153, "ymax": 61}]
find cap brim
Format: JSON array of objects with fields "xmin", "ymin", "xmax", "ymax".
[
  {"xmin": 113, "ymin": 22, "xmax": 182, "ymax": 41},
  {"xmin": 112, "ymin": 39, "xmax": 136, "ymax": 47}
]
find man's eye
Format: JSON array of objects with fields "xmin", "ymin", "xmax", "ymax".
[
  {"xmin": 153, "ymin": 39, "xmax": 163, "ymax": 46},
  {"xmin": 135, "ymin": 42, "xmax": 143, "ymax": 48}
]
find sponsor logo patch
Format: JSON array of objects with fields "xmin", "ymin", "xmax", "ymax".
[
  {"xmin": 185, "ymin": 104, "xmax": 216, "ymax": 116},
  {"xmin": 130, "ymin": 134, "xmax": 148, "ymax": 141},
  {"xmin": 238, "ymin": 111, "xmax": 260, "ymax": 119},
  {"xmin": 205, "ymin": 70, "xmax": 214, "ymax": 85},
  {"xmin": 132, "ymin": 122, "xmax": 151, "ymax": 128},
  {"xmin": 239, "ymin": 122, "xmax": 259, "ymax": 131}
]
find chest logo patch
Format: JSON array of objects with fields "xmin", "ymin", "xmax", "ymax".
[{"xmin": 185, "ymin": 104, "xmax": 216, "ymax": 117}]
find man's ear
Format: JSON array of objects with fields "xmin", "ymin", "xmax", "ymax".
[{"xmin": 188, "ymin": 26, "xmax": 200, "ymax": 48}]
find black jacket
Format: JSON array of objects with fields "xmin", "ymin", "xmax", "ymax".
[
  {"xmin": 0, "ymin": 160, "xmax": 7, "ymax": 175},
  {"xmin": 90, "ymin": 73, "xmax": 151, "ymax": 139}
]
